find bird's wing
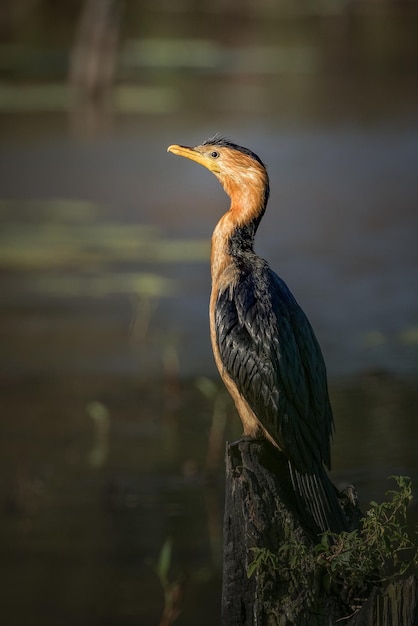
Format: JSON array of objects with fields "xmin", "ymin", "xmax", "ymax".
[{"xmin": 215, "ymin": 263, "xmax": 334, "ymax": 473}]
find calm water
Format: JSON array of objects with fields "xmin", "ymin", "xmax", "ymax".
[
  {"xmin": 1, "ymin": 114, "xmax": 417, "ymax": 626},
  {"xmin": 1, "ymin": 8, "xmax": 418, "ymax": 623}
]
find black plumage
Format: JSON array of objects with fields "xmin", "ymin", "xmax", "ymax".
[
  {"xmin": 215, "ymin": 252, "xmax": 347, "ymax": 533},
  {"xmin": 215, "ymin": 257, "xmax": 331, "ymax": 473}
]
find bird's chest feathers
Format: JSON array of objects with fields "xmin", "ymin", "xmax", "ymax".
[
  {"xmin": 209, "ymin": 209, "xmax": 274, "ymax": 377},
  {"xmin": 209, "ymin": 260, "xmax": 238, "ymax": 357},
  {"xmin": 210, "ymin": 207, "xmax": 257, "ymax": 290},
  {"xmin": 210, "ymin": 254, "xmax": 274, "ymax": 352}
]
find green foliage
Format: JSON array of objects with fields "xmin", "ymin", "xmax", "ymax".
[
  {"xmin": 316, "ymin": 476, "xmax": 417, "ymax": 589},
  {"xmin": 247, "ymin": 546, "xmax": 280, "ymax": 579},
  {"xmin": 248, "ymin": 476, "xmax": 418, "ymax": 608}
]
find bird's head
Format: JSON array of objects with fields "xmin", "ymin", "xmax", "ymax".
[{"xmin": 167, "ymin": 135, "xmax": 269, "ymax": 212}]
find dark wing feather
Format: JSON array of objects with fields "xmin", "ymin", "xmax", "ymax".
[{"xmin": 215, "ymin": 261, "xmax": 334, "ymax": 474}]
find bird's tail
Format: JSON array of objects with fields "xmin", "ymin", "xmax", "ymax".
[{"xmin": 288, "ymin": 461, "xmax": 348, "ymax": 535}]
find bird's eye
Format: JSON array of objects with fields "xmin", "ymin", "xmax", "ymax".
[{"xmin": 210, "ymin": 151, "xmax": 219, "ymax": 159}]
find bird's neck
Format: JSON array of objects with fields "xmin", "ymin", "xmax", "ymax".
[{"xmin": 211, "ymin": 182, "xmax": 268, "ymax": 285}]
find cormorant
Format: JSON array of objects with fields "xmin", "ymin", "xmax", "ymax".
[{"xmin": 167, "ymin": 136, "xmax": 347, "ymax": 534}]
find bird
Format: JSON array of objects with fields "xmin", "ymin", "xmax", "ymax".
[{"xmin": 167, "ymin": 135, "xmax": 347, "ymax": 534}]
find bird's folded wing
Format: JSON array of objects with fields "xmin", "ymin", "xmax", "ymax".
[{"xmin": 215, "ymin": 265, "xmax": 333, "ymax": 473}]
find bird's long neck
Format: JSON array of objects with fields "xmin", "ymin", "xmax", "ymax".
[{"xmin": 211, "ymin": 177, "xmax": 269, "ymax": 285}]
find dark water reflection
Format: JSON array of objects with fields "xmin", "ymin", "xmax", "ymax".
[
  {"xmin": 1, "ymin": 372, "xmax": 417, "ymax": 625},
  {"xmin": 1, "ymin": 115, "xmax": 418, "ymax": 623}
]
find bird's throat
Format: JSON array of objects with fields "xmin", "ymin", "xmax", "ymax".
[
  {"xmin": 211, "ymin": 174, "xmax": 268, "ymax": 287},
  {"xmin": 210, "ymin": 205, "xmax": 262, "ymax": 291}
]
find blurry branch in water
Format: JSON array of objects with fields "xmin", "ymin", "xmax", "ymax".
[
  {"xmin": 130, "ymin": 294, "xmax": 158, "ymax": 343},
  {"xmin": 197, "ymin": 377, "xmax": 228, "ymax": 568},
  {"xmin": 159, "ymin": 333, "xmax": 181, "ymax": 462},
  {"xmin": 147, "ymin": 539, "xmax": 185, "ymax": 626},
  {"xmin": 69, "ymin": 0, "xmax": 121, "ymax": 132},
  {"xmin": 196, "ymin": 377, "xmax": 228, "ymax": 474},
  {"xmin": 161, "ymin": 338, "xmax": 180, "ymax": 414},
  {"xmin": 130, "ymin": 294, "xmax": 181, "ymax": 460},
  {"xmin": 86, "ymin": 401, "xmax": 110, "ymax": 468}
]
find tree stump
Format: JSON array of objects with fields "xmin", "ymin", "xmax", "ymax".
[{"xmin": 222, "ymin": 439, "xmax": 418, "ymax": 626}]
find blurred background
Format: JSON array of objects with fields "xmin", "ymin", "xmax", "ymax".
[{"xmin": 0, "ymin": 1, "xmax": 417, "ymax": 624}]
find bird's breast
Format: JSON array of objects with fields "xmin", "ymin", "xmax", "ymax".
[{"xmin": 209, "ymin": 272, "xmax": 265, "ymax": 440}]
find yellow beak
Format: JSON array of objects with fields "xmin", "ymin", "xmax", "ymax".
[{"xmin": 167, "ymin": 144, "xmax": 220, "ymax": 174}]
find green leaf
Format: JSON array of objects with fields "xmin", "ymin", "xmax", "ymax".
[
  {"xmin": 157, "ymin": 538, "xmax": 172, "ymax": 585},
  {"xmin": 247, "ymin": 561, "xmax": 259, "ymax": 579}
]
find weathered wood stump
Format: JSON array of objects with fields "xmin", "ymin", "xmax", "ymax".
[{"xmin": 222, "ymin": 439, "xmax": 418, "ymax": 626}]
